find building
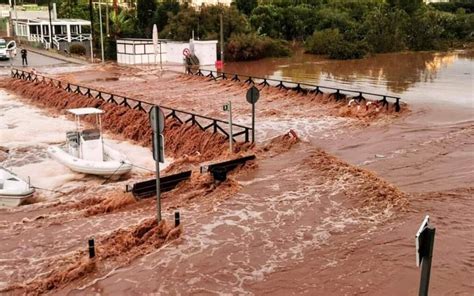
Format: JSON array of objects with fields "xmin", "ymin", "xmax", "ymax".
[
  {"xmin": 116, "ymin": 38, "xmax": 218, "ymax": 66},
  {"xmin": 2, "ymin": 4, "xmax": 92, "ymax": 52},
  {"xmin": 423, "ymin": 0, "xmax": 449, "ymax": 3},
  {"xmin": 181, "ymin": 0, "xmax": 232, "ymax": 6}
]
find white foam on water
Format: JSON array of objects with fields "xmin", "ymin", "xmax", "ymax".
[
  {"xmin": 0, "ymin": 92, "xmax": 75, "ymax": 147},
  {"xmin": 0, "ymin": 90, "xmax": 173, "ymax": 204},
  {"xmin": 105, "ymin": 138, "xmax": 173, "ymax": 174},
  {"xmin": 254, "ymin": 116, "xmax": 350, "ymax": 142}
]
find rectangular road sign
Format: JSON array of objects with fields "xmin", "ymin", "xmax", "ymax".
[
  {"xmin": 416, "ymin": 215, "xmax": 430, "ymax": 267},
  {"xmin": 152, "ymin": 134, "xmax": 165, "ymax": 163}
]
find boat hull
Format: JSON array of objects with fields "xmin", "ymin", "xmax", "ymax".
[
  {"xmin": 47, "ymin": 145, "xmax": 133, "ymax": 178},
  {"xmin": 0, "ymin": 167, "xmax": 36, "ymax": 207},
  {"xmin": 0, "ymin": 192, "xmax": 34, "ymax": 207}
]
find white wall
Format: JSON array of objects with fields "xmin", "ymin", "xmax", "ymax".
[
  {"xmin": 192, "ymin": 40, "xmax": 218, "ymax": 66},
  {"xmin": 166, "ymin": 42, "xmax": 189, "ymax": 64},
  {"xmin": 186, "ymin": 0, "xmax": 232, "ymax": 6},
  {"xmin": 117, "ymin": 39, "xmax": 217, "ymax": 66}
]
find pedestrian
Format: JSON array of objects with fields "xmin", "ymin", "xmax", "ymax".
[{"xmin": 21, "ymin": 48, "xmax": 28, "ymax": 66}]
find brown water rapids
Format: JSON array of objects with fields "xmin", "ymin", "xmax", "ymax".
[{"xmin": 0, "ymin": 65, "xmax": 472, "ymax": 295}]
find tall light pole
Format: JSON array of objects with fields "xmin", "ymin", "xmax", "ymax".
[
  {"xmin": 89, "ymin": 0, "xmax": 94, "ymax": 62},
  {"xmin": 98, "ymin": 0, "xmax": 105, "ymax": 63},
  {"xmin": 220, "ymin": 13, "xmax": 224, "ymax": 66},
  {"xmin": 105, "ymin": 0, "xmax": 109, "ymax": 36},
  {"xmin": 48, "ymin": 0, "xmax": 53, "ymax": 49}
]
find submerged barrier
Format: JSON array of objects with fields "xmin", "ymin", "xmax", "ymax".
[
  {"xmin": 188, "ymin": 68, "xmax": 403, "ymax": 112},
  {"xmin": 11, "ymin": 69, "xmax": 253, "ymax": 143}
]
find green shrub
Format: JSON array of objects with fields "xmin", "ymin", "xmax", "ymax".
[
  {"xmin": 304, "ymin": 29, "xmax": 343, "ymax": 55},
  {"xmin": 305, "ymin": 28, "xmax": 368, "ymax": 60},
  {"xmin": 328, "ymin": 40, "xmax": 370, "ymax": 60},
  {"xmin": 226, "ymin": 33, "xmax": 290, "ymax": 61},
  {"xmin": 69, "ymin": 43, "xmax": 86, "ymax": 56}
]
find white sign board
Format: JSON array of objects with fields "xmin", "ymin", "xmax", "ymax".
[{"xmin": 416, "ymin": 215, "xmax": 430, "ymax": 267}]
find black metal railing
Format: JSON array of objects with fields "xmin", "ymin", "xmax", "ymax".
[
  {"xmin": 187, "ymin": 68, "xmax": 403, "ymax": 112},
  {"xmin": 11, "ymin": 68, "xmax": 252, "ymax": 142}
]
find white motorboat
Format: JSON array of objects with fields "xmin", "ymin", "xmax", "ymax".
[
  {"xmin": 0, "ymin": 167, "xmax": 35, "ymax": 207},
  {"xmin": 47, "ymin": 108, "xmax": 132, "ymax": 178}
]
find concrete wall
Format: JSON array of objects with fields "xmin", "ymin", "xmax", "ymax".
[
  {"xmin": 192, "ymin": 40, "xmax": 218, "ymax": 66},
  {"xmin": 117, "ymin": 39, "xmax": 217, "ymax": 66}
]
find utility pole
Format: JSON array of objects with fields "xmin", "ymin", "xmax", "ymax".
[
  {"xmin": 113, "ymin": 0, "xmax": 118, "ymax": 35},
  {"xmin": 48, "ymin": 0, "xmax": 53, "ymax": 49},
  {"xmin": 220, "ymin": 13, "xmax": 224, "ymax": 66},
  {"xmin": 105, "ymin": 0, "xmax": 109, "ymax": 36},
  {"xmin": 89, "ymin": 0, "xmax": 94, "ymax": 61},
  {"xmin": 98, "ymin": 0, "xmax": 105, "ymax": 63}
]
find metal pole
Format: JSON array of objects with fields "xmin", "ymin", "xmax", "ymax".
[
  {"xmin": 13, "ymin": 0, "xmax": 18, "ymax": 43},
  {"xmin": 88, "ymin": 238, "xmax": 95, "ymax": 258},
  {"xmin": 154, "ymin": 132, "xmax": 161, "ymax": 222},
  {"xmin": 228, "ymin": 100, "xmax": 233, "ymax": 154},
  {"xmin": 98, "ymin": 0, "xmax": 105, "ymax": 63},
  {"xmin": 252, "ymin": 102, "xmax": 256, "ymax": 143},
  {"xmin": 90, "ymin": 38, "xmax": 93, "ymax": 62},
  {"xmin": 220, "ymin": 13, "xmax": 224, "ymax": 66},
  {"xmin": 159, "ymin": 42, "xmax": 162, "ymax": 70},
  {"xmin": 105, "ymin": 0, "xmax": 109, "ymax": 36},
  {"xmin": 419, "ymin": 227, "xmax": 436, "ymax": 296},
  {"xmin": 48, "ymin": 0, "xmax": 53, "ymax": 49},
  {"xmin": 89, "ymin": 0, "xmax": 94, "ymax": 61}
]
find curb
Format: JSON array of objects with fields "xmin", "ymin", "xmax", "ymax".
[{"xmin": 22, "ymin": 46, "xmax": 91, "ymax": 65}]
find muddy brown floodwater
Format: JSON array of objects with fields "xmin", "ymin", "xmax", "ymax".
[{"xmin": 0, "ymin": 49, "xmax": 473, "ymax": 295}]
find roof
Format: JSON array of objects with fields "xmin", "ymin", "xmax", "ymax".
[
  {"xmin": 67, "ymin": 108, "xmax": 104, "ymax": 116},
  {"xmin": 14, "ymin": 18, "xmax": 91, "ymax": 25}
]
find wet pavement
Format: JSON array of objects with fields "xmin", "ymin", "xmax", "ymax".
[{"xmin": 0, "ymin": 49, "xmax": 71, "ymax": 69}]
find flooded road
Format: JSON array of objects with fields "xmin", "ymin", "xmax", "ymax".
[
  {"xmin": 0, "ymin": 49, "xmax": 472, "ymax": 295},
  {"xmin": 224, "ymin": 49, "xmax": 474, "ymax": 108}
]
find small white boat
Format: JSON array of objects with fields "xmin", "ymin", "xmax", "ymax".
[
  {"xmin": 0, "ymin": 167, "xmax": 35, "ymax": 207},
  {"xmin": 47, "ymin": 108, "xmax": 132, "ymax": 179}
]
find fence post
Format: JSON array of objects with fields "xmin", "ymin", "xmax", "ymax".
[{"xmin": 88, "ymin": 238, "xmax": 95, "ymax": 259}]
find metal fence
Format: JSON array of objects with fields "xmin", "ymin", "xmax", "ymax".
[
  {"xmin": 11, "ymin": 68, "xmax": 253, "ymax": 143},
  {"xmin": 188, "ymin": 68, "xmax": 403, "ymax": 112}
]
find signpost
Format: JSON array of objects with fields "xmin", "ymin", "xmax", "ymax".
[
  {"xmin": 149, "ymin": 106, "xmax": 165, "ymax": 222},
  {"xmin": 223, "ymin": 101, "xmax": 233, "ymax": 153},
  {"xmin": 415, "ymin": 215, "xmax": 436, "ymax": 296},
  {"xmin": 152, "ymin": 24, "xmax": 162, "ymax": 70},
  {"xmin": 246, "ymin": 86, "xmax": 260, "ymax": 143}
]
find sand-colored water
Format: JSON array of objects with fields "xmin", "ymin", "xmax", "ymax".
[{"xmin": 0, "ymin": 59, "xmax": 472, "ymax": 295}]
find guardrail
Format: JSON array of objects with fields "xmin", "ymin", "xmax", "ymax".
[
  {"xmin": 188, "ymin": 68, "xmax": 402, "ymax": 112},
  {"xmin": 126, "ymin": 171, "xmax": 192, "ymax": 199},
  {"xmin": 11, "ymin": 68, "xmax": 252, "ymax": 143}
]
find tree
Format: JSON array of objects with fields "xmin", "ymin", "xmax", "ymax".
[
  {"xmin": 387, "ymin": 0, "xmax": 423, "ymax": 15},
  {"xmin": 153, "ymin": 0, "xmax": 181, "ymax": 32},
  {"xmin": 362, "ymin": 7, "xmax": 408, "ymax": 53},
  {"xmin": 234, "ymin": 0, "xmax": 258, "ymax": 15},
  {"xmin": 137, "ymin": 0, "xmax": 157, "ymax": 37}
]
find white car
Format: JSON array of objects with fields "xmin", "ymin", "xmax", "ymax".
[
  {"xmin": 0, "ymin": 39, "xmax": 16, "ymax": 60},
  {"xmin": 0, "ymin": 39, "xmax": 8, "ymax": 60}
]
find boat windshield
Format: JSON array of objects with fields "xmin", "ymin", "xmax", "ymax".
[{"xmin": 81, "ymin": 129, "xmax": 101, "ymax": 141}]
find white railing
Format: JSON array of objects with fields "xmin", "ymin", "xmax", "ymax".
[
  {"xmin": 71, "ymin": 34, "xmax": 92, "ymax": 42},
  {"xmin": 53, "ymin": 34, "xmax": 92, "ymax": 50},
  {"xmin": 29, "ymin": 34, "xmax": 46, "ymax": 44}
]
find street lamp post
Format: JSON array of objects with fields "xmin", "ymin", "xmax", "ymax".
[{"xmin": 98, "ymin": 0, "xmax": 105, "ymax": 63}]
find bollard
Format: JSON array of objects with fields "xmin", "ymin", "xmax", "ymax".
[
  {"xmin": 175, "ymin": 211, "xmax": 180, "ymax": 227},
  {"xmin": 88, "ymin": 238, "xmax": 95, "ymax": 259}
]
